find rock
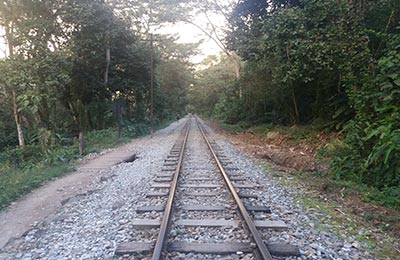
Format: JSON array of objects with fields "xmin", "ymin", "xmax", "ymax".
[
  {"xmin": 111, "ymin": 201, "xmax": 125, "ymax": 210},
  {"xmin": 352, "ymin": 241, "xmax": 360, "ymax": 249},
  {"xmin": 0, "ymin": 253, "xmax": 14, "ymax": 260},
  {"xmin": 0, "ymin": 120, "xmax": 376, "ymax": 260}
]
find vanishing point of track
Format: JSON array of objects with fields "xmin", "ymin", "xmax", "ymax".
[{"xmin": 115, "ymin": 116, "xmax": 300, "ymax": 259}]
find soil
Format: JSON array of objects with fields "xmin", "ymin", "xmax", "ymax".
[
  {"xmin": 212, "ymin": 123, "xmax": 337, "ymax": 172},
  {"xmin": 0, "ymin": 141, "xmax": 139, "ymax": 249},
  {"xmin": 210, "ymin": 122, "xmax": 400, "ymax": 257},
  {"xmin": 1, "ymin": 119, "xmax": 398, "ymax": 257}
]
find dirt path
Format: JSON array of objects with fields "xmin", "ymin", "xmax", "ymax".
[
  {"xmin": 0, "ymin": 122, "xmax": 179, "ymax": 249},
  {"xmin": 0, "ymin": 148, "xmax": 135, "ymax": 249}
]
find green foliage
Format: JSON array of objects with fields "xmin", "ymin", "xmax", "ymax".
[
  {"xmin": 0, "ymin": 0, "xmax": 193, "ymax": 152},
  {"xmin": 0, "ymin": 0, "xmax": 193, "ymax": 210},
  {"xmin": 187, "ymin": 54, "xmax": 237, "ymax": 117},
  {"xmin": 332, "ymin": 34, "xmax": 400, "ymax": 189},
  {"xmin": 84, "ymin": 128, "xmax": 130, "ymax": 153},
  {"xmin": 226, "ymin": 0, "xmax": 370, "ymax": 125},
  {"xmin": 0, "ymin": 164, "xmax": 72, "ymax": 210},
  {"xmin": 0, "ymin": 145, "xmax": 45, "ymax": 169},
  {"xmin": 363, "ymin": 186, "xmax": 400, "ymax": 209},
  {"xmin": 219, "ymin": 123, "xmax": 244, "ymax": 133},
  {"xmin": 0, "ymin": 117, "xmax": 173, "ymax": 209},
  {"xmin": 188, "ymin": 0, "xmax": 399, "ymax": 194},
  {"xmin": 329, "ymin": 179, "xmax": 400, "ymax": 209}
]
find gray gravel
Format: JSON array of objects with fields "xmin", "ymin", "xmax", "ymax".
[
  {"xmin": 0, "ymin": 117, "xmax": 379, "ymax": 260},
  {"xmin": 0, "ymin": 120, "xmax": 186, "ymax": 260},
  {"xmin": 165, "ymin": 119, "xmax": 255, "ymax": 259},
  {"xmin": 198, "ymin": 118, "xmax": 378, "ymax": 260}
]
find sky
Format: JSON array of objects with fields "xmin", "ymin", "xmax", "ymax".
[
  {"xmin": 155, "ymin": 12, "xmax": 227, "ymax": 64},
  {"xmin": 0, "ymin": 28, "xmax": 6, "ymax": 58},
  {"xmin": 0, "ymin": 3, "xmax": 229, "ymax": 62},
  {"xmin": 0, "ymin": 22, "xmax": 224, "ymax": 63}
]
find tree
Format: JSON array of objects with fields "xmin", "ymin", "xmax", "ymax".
[
  {"xmin": 157, "ymin": 38, "xmax": 197, "ymax": 117},
  {"xmin": 0, "ymin": 0, "xmax": 26, "ymax": 146},
  {"xmin": 187, "ymin": 54, "xmax": 237, "ymax": 117},
  {"xmin": 0, "ymin": 0, "xmax": 68, "ymax": 147}
]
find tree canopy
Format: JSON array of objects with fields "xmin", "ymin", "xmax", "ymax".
[
  {"xmin": 189, "ymin": 0, "xmax": 400, "ymax": 190},
  {"xmin": 0, "ymin": 0, "xmax": 399, "ymax": 193},
  {"xmin": 0, "ymin": 0, "xmax": 196, "ymax": 152}
]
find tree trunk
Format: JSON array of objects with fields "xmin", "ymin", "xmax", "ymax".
[
  {"xmin": 78, "ymin": 131, "xmax": 84, "ymax": 155},
  {"xmin": 150, "ymin": 34, "xmax": 154, "ymax": 136},
  {"xmin": 5, "ymin": 20, "xmax": 25, "ymax": 146},
  {"xmin": 292, "ymin": 91, "xmax": 300, "ymax": 124},
  {"xmin": 230, "ymin": 53, "xmax": 242, "ymax": 98},
  {"xmin": 12, "ymin": 90, "xmax": 25, "ymax": 146},
  {"xmin": 231, "ymin": 53, "xmax": 241, "ymax": 80},
  {"xmin": 104, "ymin": 48, "xmax": 110, "ymax": 85}
]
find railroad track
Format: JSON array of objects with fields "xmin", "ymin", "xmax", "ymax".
[{"xmin": 115, "ymin": 116, "xmax": 300, "ymax": 259}]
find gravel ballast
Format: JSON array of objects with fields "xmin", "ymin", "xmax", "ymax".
[
  {"xmin": 0, "ymin": 117, "xmax": 379, "ymax": 260},
  {"xmin": 0, "ymin": 120, "xmax": 185, "ymax": 260}
]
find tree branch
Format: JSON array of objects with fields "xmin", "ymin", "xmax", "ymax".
[
  {"xmin": 204, "ymin": 10, "xmax": 228, "ymax": 51},
  {"xmin": 183, "ymin": 19, "xmax": 229, "ymax": 56}
]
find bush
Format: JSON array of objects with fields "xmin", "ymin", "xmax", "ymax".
[
  {"xmin": 0, "ymin": 145, "xmax": 45, "ymax": 169},
  {"xmin": 331, "ymin": 34, "xmax": 400, "ymax": 189}
]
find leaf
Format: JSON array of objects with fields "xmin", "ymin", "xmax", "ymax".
[{"xmin": 384, "ymin": 145, "xmax": 394, "ymax": 165}]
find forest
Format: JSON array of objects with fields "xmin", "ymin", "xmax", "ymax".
[
  {"xmin": 0, "ymin": 0, "xmax": 196, "ymax": 207},
  {"xmin": 189, "ymin": 0, "xmax": 399, "ymax": 207},
  {"xmin": 0, "ymin": 0, "xmax": 399, "ymax": 209}
]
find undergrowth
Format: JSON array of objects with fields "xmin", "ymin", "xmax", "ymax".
[
  {"xmin": 0, "ymin": 118, "xmax": 174, "ymax": 210},
  {"xmin": 222, "ymin": 121, "xmax": 330, "ymax": 145},
  {"xmin": 219, "ymin": 121, "xmax": 399, "ymax": 210},
  {"xmin": 263, "ymin": 163, "xmax": 400, "ymax": 260},
  {"xmin": 0, "ymin": 164, "xmax": 72, "ymax": 210}
]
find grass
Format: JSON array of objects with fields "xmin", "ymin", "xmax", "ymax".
[
  {"xmin": 219, "ymin": 122, "xmax": 244, "ymax": 133},
  {"xmin": 0, "ymin": 164, "xmax": 72, "ymax": 210},
  {"xmin": 328, "ymin": 179, "xmax": 400, "ymax": 209},
  {"xmin": 262, "ymin": 162, "xmax": 400, "ymax": 259},
  {"xmin": 220, "ymin": 120, "xmax": 398, "ymax": 210},
  {"xmin": 0, "ymin": 118, "xmax": 175, "ymax": 210},
  {"xmin": 84, "ymin": 128, "xmax": 133, "ymax": 154},
  {"xmin": 217, "ymin": 119, "xmax": 400, "ymax": 257}
]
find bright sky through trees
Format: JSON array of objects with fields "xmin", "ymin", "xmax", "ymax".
[
  {"xmin": 0, "ymin": 2, "xmax": 227, "ymax": 62},
  {"xmin": 155, "ymin": 11, "xmax": 226, "ymax": 63},
  {"xmin": 157, "ymin": 22, "xmax": 220, "ymax": 63}
]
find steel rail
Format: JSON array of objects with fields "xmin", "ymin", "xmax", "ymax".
[
  {"xmin": 152, "ymin": 119, "xmax": 191, "ymax": 260},
  {"xmin": 195, "ymin": 117, "xmax": 273, "ymax": 260}
]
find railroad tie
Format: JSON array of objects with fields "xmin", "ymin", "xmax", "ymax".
[
  {"xmin": 232, "ymin": 183, "xmax": 258, "ymax": 189},
  {"xmin": 254, "ymin": 220, "xmax": 288, "ymax": 230},
  {"xmin": 115, "ymin": 242, "xmax": 154, "ymax": 255},
  {"xmin": 146, "ymin": 191, "xmax": 169, "ymax": 197},
  {"xmin": 238, "ymin": 192, "xmax": 258, "ymax": 199},
  {"xmin": 131, "ymin": 219, "xmax": 161, "ymax": 229},
  {"xmin": 136, "ymin": 205, "xmax": 165, "ymax": 212},
  {"xmin": 245, "ymin": 205, "xmax": 272, "ymax": 213},
  {"xmin": 115, "ymin": 242, "xmax": 300, "ymax": 257},
  {"xmin": 168, "ymin": 242, "xmax": 254, "ymax": 254},
  {"xmin": 175, "ymin": 219, "xmax": 239, "ymax": 227},
  {"xmin": 151, "ymin": 183, "xmax": 171, "ymax": 188},
  {"xmin": 179, "ymin": 205, "xmax": 226, "ymax": 211},
  {"xmin": 155, "ymin": 173, "xmax": 174, "ymax": 178},
  {"xmin": 229, "ymin": 176, "xmax": 247, "ymax": 181},
  {"xmin": 184, "ymin": 177, "xmax": 212, "ymax": 181},
  {"xmin": 153, "ymin": 177, "xmax": 173, "ymax": 182},
  {"xmin": 161, "ymin": 167, "xmax": 176, "ymax": 172},
  {"xmin": 183, "ymin": 191, "xmax": 219, "ymax": 197},
  {"xmin": 265, "ymin": 243, "xmax": 301, "ymax": 256},
  {"xmin": 180, "ymin": 184, "xmax": 222, "ymax": 188}
]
